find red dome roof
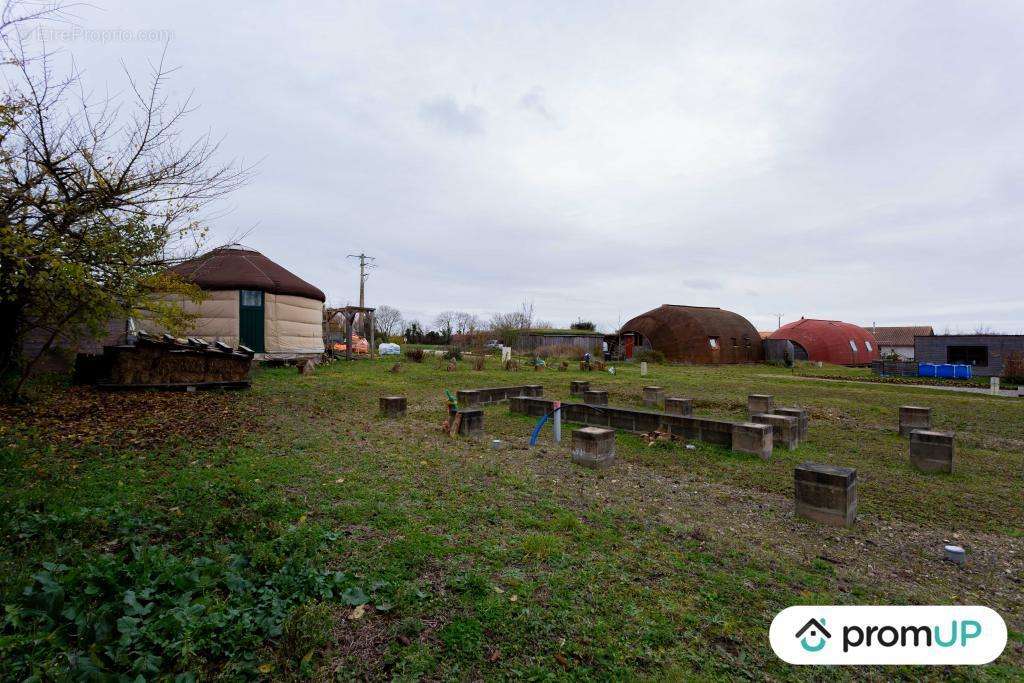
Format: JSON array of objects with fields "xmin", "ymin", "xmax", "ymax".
[{"xmin": 768, "ymin": 319, "xmax": 879, "ymax": 366}]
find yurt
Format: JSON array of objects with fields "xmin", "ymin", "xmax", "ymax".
[
  {"xmin": 768, "ymin": 318, "xmax": 879, "ymax": 366},
  {"xmin": 618, "ymin": 304, "xmax": 764, "ymax": 364},
  {"xmin": 162, "ymin": 245, "xmax": 326, "ymax": 359}
]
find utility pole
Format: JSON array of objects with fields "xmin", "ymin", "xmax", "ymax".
[
  {"xmin": 347, "ymin": 253, "xmax": 375, "ymax": 307},
  {"xmin": 347, "ymin": 253, "xmax": 376, "ymax": 355},
  {"xmin": 772, "ymin": 313, "xmax": 784, "ymax": 329}
]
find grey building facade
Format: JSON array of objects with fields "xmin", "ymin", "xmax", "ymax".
[{"xmin": 914, "ymin": 334, "xmax": 1024, "ymax": 377}]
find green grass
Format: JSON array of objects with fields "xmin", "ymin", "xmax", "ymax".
[{"xmin": 1, "ymin": 358, "xmax": 1021, "ymax": 680}]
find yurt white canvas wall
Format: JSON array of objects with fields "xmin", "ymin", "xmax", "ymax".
[{"xmin": 158, "ymin": 246, "xmax": 325, "ymax": 359}]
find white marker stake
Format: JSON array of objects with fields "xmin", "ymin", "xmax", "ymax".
[
  {"xmin": 553, "ymin": 400, "xmax": 561, "ymax": 443},
  {"xmin": 640, "ymin": 361, "xmax": 648, "ymax": 376}
]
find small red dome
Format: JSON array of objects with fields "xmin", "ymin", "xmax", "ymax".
[{"xmin": 768, "ymin": 319, "xmax": 879, "ymax": 366}]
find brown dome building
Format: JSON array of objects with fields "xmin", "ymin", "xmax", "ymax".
[{"xmin": 618, "ymin": 304, "xmax": 763, "ymax": 364}]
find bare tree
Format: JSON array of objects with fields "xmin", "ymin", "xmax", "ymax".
[
  {"xmin": 433, "ymin": 310, "xmax": 456, "ymax": 338},
  {"xmin": 453, "ymin": 311, "xmax": 480, "ymax": 335},
  {"xmin": 0, "ymin": 15, "xmax": 252, "ymax": 397},
  {"xmin": 373, "ymin": 304, "xmax": 403, "ymax": 340}
]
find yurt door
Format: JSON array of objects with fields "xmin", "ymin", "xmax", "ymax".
[{"xmin": 239, "ymin": 290, "xmax": 265, "ymax": 353}]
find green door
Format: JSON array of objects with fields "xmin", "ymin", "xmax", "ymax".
[{"xmin": 239, "ymin": 290, "xmax": 265, "ymax": 352}]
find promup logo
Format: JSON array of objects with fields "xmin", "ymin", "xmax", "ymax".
[
  {"xmin": 795, "ymin": 618, "xmax": 831, "ymax": 653},
  {"xmin": 770, "ymin": 606, "xmax": 1006, "ymax": 665}
]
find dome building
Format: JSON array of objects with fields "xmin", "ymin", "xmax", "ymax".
[
  {"xmin": 768, "ymin": 318, "xmax": 879, "ymax": 366},
  {"xmin": 161, "ymin": 245, "xmax": 326, "ymax": 359},
  {"xmin": 618, "ymin": 304, "xmax": 764, "ymax": 364}
]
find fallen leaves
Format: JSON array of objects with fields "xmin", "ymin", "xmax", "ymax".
[{"xmin": 0, "ymin": 386, "xmax": 260, "ymax": 452}]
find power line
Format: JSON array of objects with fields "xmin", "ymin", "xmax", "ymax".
[{"xmin": 346, "ymin": 253, "xmax": 376, "ymax": 308}]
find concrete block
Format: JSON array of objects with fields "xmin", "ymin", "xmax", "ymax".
[
  {"xmin": 379, "ymin": 396, "xmax": 407, "ymax": 418},
  {"xmin": 748, "ymin": 394, "xmax": 774, "ymax": 416},
  {"xmin": 990, "ymin": 377, "xmax": 1000, "ymax": 394},
  {"xmin": 662, "ymin": 415, "xmax": 700, "ymax": 440},
  {"xmin": 752, "ymin": 413, "xmax": 800, "ymax": 450},
  {"xmin": 456, "ymin": 389, "xmax": 482, "ymax": 409},
  {"xmin": 909, "ymin": 430, "xmax": 955, "ymax": 473},
  {"xmin": 570, "ymin": 380, "xmax": 590, "ymax": 397},
  {"xmin": 571, "ymin": 427, "xmax": 615, "ymax": 468},
  {"xmin": 794, "ymin": 463, "xmax": 857, "ymax": 527},
  {"xmin": 523, "ymin": 384, "xmax": 544, "ymax": 397},
  {"xmin": 732, "ymin": 422, "xmax": 773, "ymax": 459},
  {"xmin": 510, "ymin": 396, "xmax": 555, "ymax": 417},
  {"xmin": 695, "ymin": 418, "xmax": 734, "ymax": 446},
  {"xmin": 642, "ymin": 386, "xmax": 665, "ymax": 408},
  {"xmin": 898, "ymin": 405, "xmax": 931, "ymax": 437},
  {"xmin": 664, "ymin": 397, "xmax": 693, "ymax": 416},
  {"xmin": 607, "ymin": 408, "xmax": 638, "ymax": 431},
  {"xmin": 583, "ymin": 389, "xmax": 608, "ymax": 405},
  {"xmin": 457, "ymin": 408, "xmax": 483, "ymax": 437},
  {"xmin": 773, "ymin": 407, "xmax": 809, "ymax": 439},
  {"xmin": 633, "ymin": 410, "xmax": 662, "ymax": 433}
]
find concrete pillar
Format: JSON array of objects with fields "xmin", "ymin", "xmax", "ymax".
[
  {"xmin": 456, "ymin": 389, "xmax": 482, "ymax": 409},
  {"xmin": 794, "ymin": 463, "xmax": 857, "ymax": 527},
  {"xmin": 570, "ymin": 380, "xmax": 590, "ymax": 397},
  {"xmin": 731, "ymin": 422, "xmax": 773, "ymax": 459},
  {"xmin": 664, "ymin": 397, "xmax": 693, "ymax": 416},
  {"xmin": 640, "ymin": 361, "xmax": 648, "ymax": 376},
  {"xmin": 772, "ymin": 407, "xmax": 809, "ymax": 439},
  {"xmin": 379, "ymin": 396, "xmax": 407, "ymax": 418},
  {"xmin": 583, "ymin": 389, "xmax": 608, "ymax": 405},
  {"xmin": 898, "ymin": 405, "xmax": 931, "ymax": 437},
  {"xmin": 571, "ymin": 427, "xmax": 616, "ymax": 468},
  {"xmin": 751, "ymin": 413, "xmax": 800, "ymax": 450},
  {"xmin": 642, "ymin": 386, "xmax": 665, "ymax": 408},
  {"xmin": 909, "ymin": 430, "xmax": 955, "ymax": 473},
  {"xmin": 457, "ymin": 409, "xmax": 483, "ymax": 437},
  {"xmin": 990, "ymin": 377, "xmax": 1000, "ymax": 394},
  {"xmin": 747, "ymin": 394, "xmax": 774, "ymax": 416}
]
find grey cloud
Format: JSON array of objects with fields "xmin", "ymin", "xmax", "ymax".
[
  {"xmin": 418, "ymin": 96, "xmax": 484, "ymax": 135},
  {"xmin": 52, "ymin": 1, "xmax": 1024, "ymax": 334},
  {"xmin": 519, "ymin": 87, "xmax": 556, "ymax": 124}
]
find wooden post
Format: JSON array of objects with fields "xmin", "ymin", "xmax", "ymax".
[
  {"xmin": 369, "ymin": 310, "xmax": 375, "ymax": 360},
  {"xmin": 345, "ymin": 311, "xmax": 354, "ymax": 361}
]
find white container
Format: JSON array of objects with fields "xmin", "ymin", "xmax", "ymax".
[{"xmin": 944, "ymin": 544, "xmax": 966, "ymax": 565}]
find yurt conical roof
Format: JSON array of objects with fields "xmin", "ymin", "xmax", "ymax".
[{"xmin": 170, "ymin": 245, "xmax": 325, "ymax": 302}]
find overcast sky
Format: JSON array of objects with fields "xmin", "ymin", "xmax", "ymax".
[{"xmin": 26, "ymin": 1, "xmax": 1024, "ymax": 333}]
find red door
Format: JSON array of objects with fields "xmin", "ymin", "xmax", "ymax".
[{"xmin": 624, "ymin": 335, "xmax": 634, "ymax": 359}]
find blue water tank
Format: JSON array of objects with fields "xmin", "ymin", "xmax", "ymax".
[
  {"xmin": 937, "ymin": 364, "xmax": 955, "ymax": 378},
  {"xmin": 919, "ymin": 363, "xmax": 937, "ymax": 377},
  {"xmin": 953, "ymin": 364, "xmax": 972, "ymax": 379}
]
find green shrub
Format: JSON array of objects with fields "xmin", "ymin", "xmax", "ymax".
[
  {"xmin": 442, "ymin": 347, "xmax": 462, "ymax": 361},
  {"xmin": 404, "ymin": 348, "xmax": 425, "ymax": 363},
  {"xmin": 634, "ymin": 348, "xmax": 666, "ymax": 364}
]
